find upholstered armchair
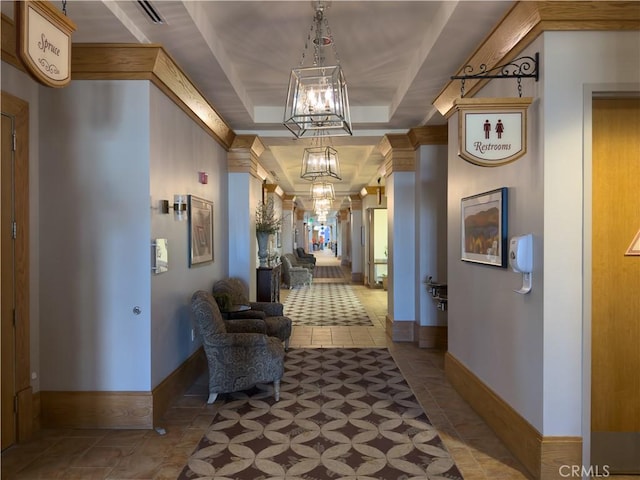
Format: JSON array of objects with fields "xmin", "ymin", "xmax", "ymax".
[
  {"xmin": 212, "ymin": 278, "xmax": 292, "ymax": 350},
  {"xmin": 282, "ymin": 254, "xmax": 312, "ymax": 289},
  {"xmin": 295, "ymin": 247, "xmax": 316, "ymax": 266},
  {"xmin": 190, "ymin": 290, "xmax": 285, "ymax": 404}
]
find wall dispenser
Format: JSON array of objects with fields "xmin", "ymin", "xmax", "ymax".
[{"xmin": 509, "ymin": 234, "xmax": 533, "ymax": 294}]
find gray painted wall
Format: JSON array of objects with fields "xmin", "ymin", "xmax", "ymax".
[{"xmin": 447, "ymin": 30, "xmax": 640, "ymax": 436}]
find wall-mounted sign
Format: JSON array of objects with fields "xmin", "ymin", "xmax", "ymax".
[
  {"xmin": 17, "ymin": 0, "xmax": 76, "ymax": 88},
  {"xmin": 455, "ymin": 97, "xmax": 532, "ymax": 167}
]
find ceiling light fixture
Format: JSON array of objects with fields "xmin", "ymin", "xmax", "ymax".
[
  {"xmin": 300, "ymin": 132, "xmax": 342, "ymax": 181},
  {"xmin": 310, "ymin": 181, "xmax": 336, "ymax": 200},
  {"xmin": 283, "ymin": 1, "xmax": 352, "ymax": 138}
]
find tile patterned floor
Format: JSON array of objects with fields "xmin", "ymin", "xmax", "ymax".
[{"xmin": 3, "ymin": 252, "xmax": 627, "ymax": 479}]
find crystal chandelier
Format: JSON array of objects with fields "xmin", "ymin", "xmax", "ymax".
[
  {"xmin": 310, "ymin": 181, "xmax": 335, "ymax": 200},
  {"xmin": 314, "ymin": 198, "xmax": 332, "ymax": 213},
  {"xmin": 300, "ymin": 132, "xmax": 341, "ymax": 181},
  {"xmin": 283, "ymin": 1, "xmax": 352, "ymax": 138}
]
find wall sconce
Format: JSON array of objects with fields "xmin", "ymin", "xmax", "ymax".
[
  {"xmin": 199, "ymin": 171, "xmax": 208, "ymax": 184},
  {"xmin": 159, "ymin": 195, "xmax": 188, "ymax": 220}
]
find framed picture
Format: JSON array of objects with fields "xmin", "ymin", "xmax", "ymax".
[
  {"xmin": 188, "ymin": 195, "xmax": 213, "ymax": 266},
  {"xmin": 461, "ymin": 187, "xmax": 508, "ymax": 267}
]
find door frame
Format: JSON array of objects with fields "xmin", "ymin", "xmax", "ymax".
[
  {"xmin": 0, "ymin": 91, "xmax": 31, "ymax": 446},
  {"xmin": 581, "ymin": 84, "xmax": 640, "ymax": 475}
]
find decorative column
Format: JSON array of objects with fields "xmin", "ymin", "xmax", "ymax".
[
  {"xmin": 378, "ymin": 134, "xmax": 416, "ymax": 341},
  {"xmin": 349, "ymin": 196, "xmax": 363, "ymax": 283},
  {"xmin": 295, "ymin": 209, "xmax": 307, "ymax": 251},
  {"xmin": 281, "ymin": 194, "xmax": 296, "ymax": 255},
  {"xmin": 339, "ymin": 209, "xmax": 350, "ymax": 265},
  {"xmin": 410, "ymin": 126, "xmax": 449, "ymax": 348},
  {"xmin": 227, "ymin": 135, "xmax": 266, "ymax": 300}
]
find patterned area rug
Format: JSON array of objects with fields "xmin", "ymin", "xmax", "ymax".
[
  {"xmin": 313, "ymin": 265, "xmax": 346, "ymax": 278},
  {"xmin": 178, "ymin": 348, "xmax": 463, "ymax": 480},
  {"xmin": 283, "ymin": 283, "xmax": 374, "ymax": 326}
]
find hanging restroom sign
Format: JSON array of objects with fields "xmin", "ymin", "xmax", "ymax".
[
  {"xmin": 17, "ymin": 1, "xmax": 76, "ymax": 88},
  {"xmin": 455, "ymin": 98, "xmax": 532, "ymax": 167}
]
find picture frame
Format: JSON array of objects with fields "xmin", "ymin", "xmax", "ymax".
[
  {"xmin": 188, "ymin": 195, "xmax": 214, "ymax": 266},
  {"xmin": 461, "ymin": 187, "xmax": 508, "ymax": 268}
]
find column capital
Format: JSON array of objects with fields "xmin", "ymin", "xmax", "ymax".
[
  {"xmin": 349, "ymin": 196, "xmax": 363, "ymax": 210},
  {"xmin": 339, "ymin": 209, "xmax": 349, "ymax": 221},
  {"xmin": 282, "ymin": 194, "xmax": 296, "ymax": 210},
  {"xmin": 408, "ymin": 125, "xmax": 448, "ymax": 148},
  {"xmin": 296, "ymin": 209, "xmax": 306, "ymax": 221},
  {"xmin": 228, "ymin": 135, "xmax": 265, "ymax": 178},
  {"xmin": 377, "ymin": 133, "xmax": 416, "ymax": 176}
]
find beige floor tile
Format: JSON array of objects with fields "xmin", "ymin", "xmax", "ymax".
[{"xmin": 3, "ymin": 252, "xmax": 531, "ymax": 480}]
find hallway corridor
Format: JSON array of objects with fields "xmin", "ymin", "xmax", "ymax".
[{"xmin": 1, "ymin": 253, "xmax": 533, "ymax": 479}]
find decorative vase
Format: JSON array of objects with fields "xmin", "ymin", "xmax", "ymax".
[{"xmin": 257, "ymin": 231, "xmax": 270, "ymax": 267}]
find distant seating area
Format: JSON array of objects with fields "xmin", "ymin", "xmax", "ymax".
[
  {"xmin": 295, "ymin": 247, "xmax": 316, "ymax": 266},
  {"xmin": 282, "ymin": 254, "xmax": 312, "ymax": 289}
]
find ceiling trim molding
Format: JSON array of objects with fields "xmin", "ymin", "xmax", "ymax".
[
  {"xmin": 349, "ymin": 197, "xmax": 363, "ymax": 210},
  {"xmin": 228, "ymin": 135, "xmax": 264, "ymax": 178},
  {"xmin": 433, "ymin": 1, "xmax": 640, "ymax": 117},
  {"xmin": 363, "ymin": 186, "xmax": 385, "ymax": 196},
  {"xmin": 408, "ymin": 125, "xmax": 448, "ymax": 148},
  {"xmin": 71, "ymin": 43, "xmax": 235, "ymax": 150},
  {"xmin": 378, "ymin": 134, "xmax": 416, "ymax": 176},
  {"xmin": 1, "ymin": 14, "xmax": 23, "ymax": 70}
]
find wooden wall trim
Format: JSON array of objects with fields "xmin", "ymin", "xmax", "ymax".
[
  {"xmin": 416, "ymin": 325, "xmax": 448, "ymax": 349},
  {"xmin": 152, "ymin": 347, "xmax": 206, "ymax": 427},
  {"xmin": 408, "ymin": 125, "xmax": 448, "ymax": 148},
  {"xmin": 386, "ymin": 316, "xmax": 414, "ymax": 342},
  {"xmin": 40, "ymin": 391, "xmax": 153, "ymax": 429},
  {"xmin": 445, "ymin": 352, "xmax": 582, "ymax": 479},
  {"xmin": 1, "ymin": 14, "xmax": 22, "ymax": 71},
  {"xmin": 433, "ymin": 1, "xmax": 640, "ymax": 117},
  {"xmin": 1, "ymin": 16, "xmax": 236, "ymax": 149},
  {"xmin": 71, "ymin": 44, "xmax": 235, "ymax": 150},
  {"xmin": 40, "ymin": 348, "xmax": 206, "ymax": 430}
]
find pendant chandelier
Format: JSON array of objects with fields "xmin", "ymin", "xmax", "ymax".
[
  {"xmin": 310, "ymin": 181, "xmax": 335, "ymax": 200},
  {"xmin": 314, "ymin": 198, "xmax": 332, "ymax": 213},
  {"xmin": 283, "ymin": 1, "xmax": 352, "ymax": 138},
  {"xmin": 300, "ymin": 132, "xmax": 342, "ymax": 181}
]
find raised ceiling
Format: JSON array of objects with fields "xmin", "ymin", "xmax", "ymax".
[{"xmin": 3, "ymin": 1, "xmax": 515, "ymax": 210}]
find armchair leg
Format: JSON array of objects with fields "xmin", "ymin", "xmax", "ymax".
[
  {"xmin": 284, "ymin": 338, "xmax": 290, "ymax": 351},
  {"xmin": 274, "ymin": 380, "xmax": 280, "ymax": 401},
  {"xmin": 207, "ymin": 393, "xmax": 218, "ymax": 404}
]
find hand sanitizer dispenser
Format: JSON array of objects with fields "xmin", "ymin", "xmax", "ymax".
[{"xmin": 509, "ymin": 234, "xmax": 533, "ymax": 294}]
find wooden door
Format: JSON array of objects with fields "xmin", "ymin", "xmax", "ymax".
[
  {"xmin": 591, "ymin": 97, "xmax": 640, "ymax": 473},
  {"xmin": 1, "ymin": 111, "xmax": 16, "ymax": 449},
  {"xmin": 1, "ymin": 92, "xmax": 31, "ymax": 449}
]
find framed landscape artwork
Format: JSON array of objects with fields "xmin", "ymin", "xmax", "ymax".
[
  {"xmin": 461, "ymin": 187, "xmax": 508, "ymax": 268},
  {"xmin": 188, "ymin": 195, "xmax": 214, "ymax": 266}
]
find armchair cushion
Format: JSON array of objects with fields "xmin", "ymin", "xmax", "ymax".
[
  {"xmin": 295, "ymin": 247, "xmax": 316, "ymax": 266},
  {"xmin": 282, "ymin": 254, "xmax": 312, "ymax": 288},
  {"xmin": 191, "ymin": 291, "xmax": 284, "ymax": 403},
  {"xmin": 212, "ymin": 278, "xmax": 292, "ymax": 349}
]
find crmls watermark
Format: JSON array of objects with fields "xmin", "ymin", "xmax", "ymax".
[{"xmin": 559, "ymin": 465, "xmax": 610, "ymax": 478}]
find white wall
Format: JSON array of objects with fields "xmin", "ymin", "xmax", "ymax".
[
  {"xmin": 39, "ymin": 81, "xmax": 152, "ymax": 391},
  {"xmin": 387, "ymin": 171, "xmax": 416, "ymax": 321},
  {"xmin": 448, "ymin": 39, "xmax": 545, "ymax": 430},
  {"xmin": 542, "ymin": 30, "xmax": 640, "ymax": 437},
  {"xmin": 1, "ymin": 71, "xmax": 233, "ymax": 392},
  {"xmin": 448, "ymin": 30, "xmax": 640, "ymax": 437},
  {"xmin": 416, "ymin": 144, "xmax": 448, "ymax": 327},
  {"xmin": 149, "ymin": 86, "xmax": 228, "ymax": 388},
  {"xmin": 1, "ymin": 63, "xmax": 42, "ymax": 392}
]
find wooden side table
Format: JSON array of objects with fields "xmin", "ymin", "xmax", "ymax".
[{"xmin": 257, "ymin": 264, "xmax": 281, "ymax": 302}]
